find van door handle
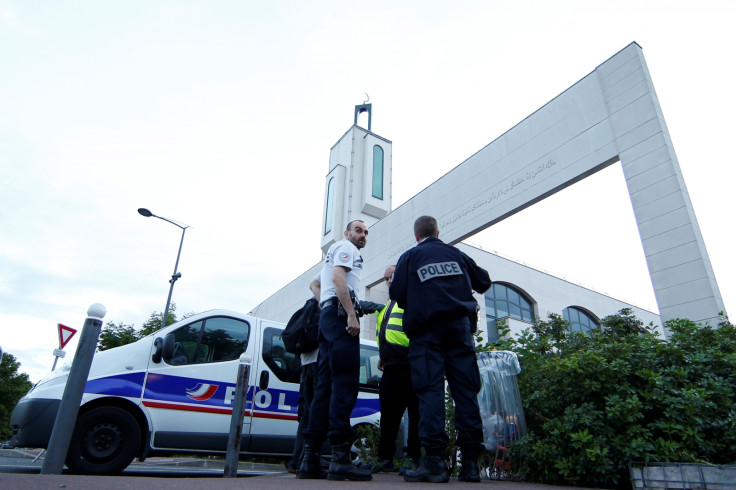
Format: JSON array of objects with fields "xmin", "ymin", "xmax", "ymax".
[{"xmin": 259, "ymin": 370, "xmax": 269, "ymax": 390}]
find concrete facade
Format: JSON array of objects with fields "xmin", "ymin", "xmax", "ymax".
[{"xmin": 250, "ymin": 42, "xmax": 724, "ymax": 341}]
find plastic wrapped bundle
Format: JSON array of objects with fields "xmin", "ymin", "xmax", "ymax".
[{"xmin": 476, "ymin": 351, "xmax": 527, "ymax": 479}]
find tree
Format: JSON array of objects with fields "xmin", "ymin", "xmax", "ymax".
[
  {"xmin": 0, "ymin": 352, "xmax": 33, "ymax": 441},
  {"xmin": 138, "ymin": 303, "xmax": 179, "ymax": 338},
  {"xmin": 501, "ymin": 310, "xmax": 736, "ymax": 489},
  {"xmin": 97, "ymin": 322, "xmax": 140, "ymax": 351},
  {"xmin": 97, "ymin": 304, "xmax": 195, "ymax": 351}
]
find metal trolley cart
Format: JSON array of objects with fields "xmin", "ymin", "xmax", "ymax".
[{"xmin": 476, "ymin": 350, "xmax": 527, "ymax": 480}]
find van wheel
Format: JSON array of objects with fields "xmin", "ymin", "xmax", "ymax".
[{"xmin": 65, "ymin": 406, "xmax": 141, "ymax": 475}]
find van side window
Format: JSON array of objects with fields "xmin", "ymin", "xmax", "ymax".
[
  {"xmin": 359, "ymin": 344, "xmax": 381, "ymax": 391},
  {"xmin": 262, "ymin": 327, "xmax": 300, "ymax": 383},
  {"xmin": 168, "ymin": 317, "xmax": 250, "ymax": 365}
]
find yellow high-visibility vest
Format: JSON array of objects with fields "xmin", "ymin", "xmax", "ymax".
[{"xmin": 376, "ymin": 300, "xmax": 409, "ymax": 348}]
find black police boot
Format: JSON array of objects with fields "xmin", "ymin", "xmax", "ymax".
[
  {"xmin": 296, "ymin": 442, "xmax": 325, "ymax": 479},
  {"xmin": 326, "ymin": 442, "xmax": 372, "ymax": 481},
  {"xmin": 457, "ymin": 453, "xmax": 481, "ymax": 482},
  {"xmin": 403, "ymin": 454, "xmax": 449, "ymax": 483}
]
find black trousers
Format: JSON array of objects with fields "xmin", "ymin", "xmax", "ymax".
[
  {"xmin": 304, "ymin": 305, "xmax": 360, "ymax": 445},
  {"xmin": 377, "ymin": 363, "xmax": 420, "ymax": 461},
  {"xmin": 408, "ymin": 316, "xmax": 483, "ymax": 457},
  {"xmin": 287, "ymin": 361, "xmax": 318, "ymax": 468}
]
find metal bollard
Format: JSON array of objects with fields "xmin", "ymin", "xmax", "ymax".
[
  {"xmin": 223, "ymin": 353, "xmax": 252, "ymax": 478},
  {"xmin": 41, "ymin": 304, "xmax": 106, "ymax": 474}
]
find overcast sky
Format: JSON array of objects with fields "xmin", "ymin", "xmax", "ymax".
[{"xmin": 2, "ymin": 0, "xmax": 734, "ymax": 383}]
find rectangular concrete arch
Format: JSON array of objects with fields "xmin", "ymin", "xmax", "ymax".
[{"xmin": 363, "ymin": 42, "xmax": 725, "ymax": 326}]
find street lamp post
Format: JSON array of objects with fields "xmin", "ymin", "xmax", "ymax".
[{"xmin": 138, "ymin": 208, "xmax": 190, "ymax": 330}]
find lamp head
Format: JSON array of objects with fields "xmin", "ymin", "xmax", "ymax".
[{"xmin": 138, "ymin": 208, "xmax": 153, "ymax": 217}]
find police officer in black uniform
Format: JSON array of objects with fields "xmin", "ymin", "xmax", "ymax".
[{"xmin": 389, "ymin": 215, "xmax": 492, "ymax": 483}]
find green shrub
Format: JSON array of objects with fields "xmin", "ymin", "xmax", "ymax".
[
  {"xmin": 507, "ymin": 310, "xmax": 736, "ymax": 488},
  {"xmin": 354, "ymin": 423, "xmax": 380, "ymax": 464}
]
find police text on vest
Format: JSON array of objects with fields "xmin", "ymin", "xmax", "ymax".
[{"xmin": 417, "ymin": 262, "xmax": 462, "ymax": 282}]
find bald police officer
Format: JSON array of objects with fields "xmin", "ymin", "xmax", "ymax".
[
  {"xmin": 297, "ymin": 220, "xmax": 373, "ymax": 482},
  {"xmin": 389, "ymin": 216, "xmax": 491, "ymax": 483}
]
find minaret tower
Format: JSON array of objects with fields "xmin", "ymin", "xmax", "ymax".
[{"xmin": 320, "ymin": 102, "xmax": 393, "ymax": 254}]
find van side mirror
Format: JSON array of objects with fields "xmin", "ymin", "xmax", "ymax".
[
  {"xmin": 162, "ymin": 333, "xmax": 175, "ymax": 363},
  {"xmin": 152, "ymin": 337, "xmax": 164, "ymax": 363}
]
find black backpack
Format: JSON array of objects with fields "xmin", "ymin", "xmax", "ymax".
[{"xmin": 282, "ymin": 297, "xmax": 321, "ymax": 354}]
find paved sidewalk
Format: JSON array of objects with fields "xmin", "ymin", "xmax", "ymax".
[
  {"xmin": 0, "ymin": 471, "xmax": 600, "ymax": 490},
  {"xmin": 1, "ymin": 449, "xmax": 600, "ymax": 490}
]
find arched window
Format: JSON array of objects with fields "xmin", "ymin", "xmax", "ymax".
[
  {"xmin": 324, "ymin": 177, "xmax": 335, "ymax": 235},
  {"xmin": 484, "ymin": 283, "xmax": 534, "ymax": 341},
  {"xmin": 563, "ymin": 307, "xmax": 599, "ymax": 333},
  {"xmin": 372, "ymin": 145, "xmax": 383, "ymax": 199}
]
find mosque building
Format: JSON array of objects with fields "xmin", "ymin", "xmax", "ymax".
[{"xmin": 250, "ymin": 43, "xmax": 725, "ymax": 342}]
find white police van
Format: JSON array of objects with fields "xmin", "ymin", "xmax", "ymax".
[{"xmin": 9, "ymin": 309, "xmax": 382, "ymax": 475}]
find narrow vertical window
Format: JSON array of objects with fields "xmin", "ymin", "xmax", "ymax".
[
  {"xmin": 372, "ymin": 145, "xmax": 384, "ymax": 199},
  {"xmin": 324, "ymin": 177, "xmax": 335, "ymax": 235}
]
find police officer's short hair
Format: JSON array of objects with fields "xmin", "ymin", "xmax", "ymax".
[
  {"xmin": 414, "ymin": 215, "xmax": 438, "ymax": 239},
  {"xmin": 346, "ymin": 220, "xmax": 365, "ymax": 232}
]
